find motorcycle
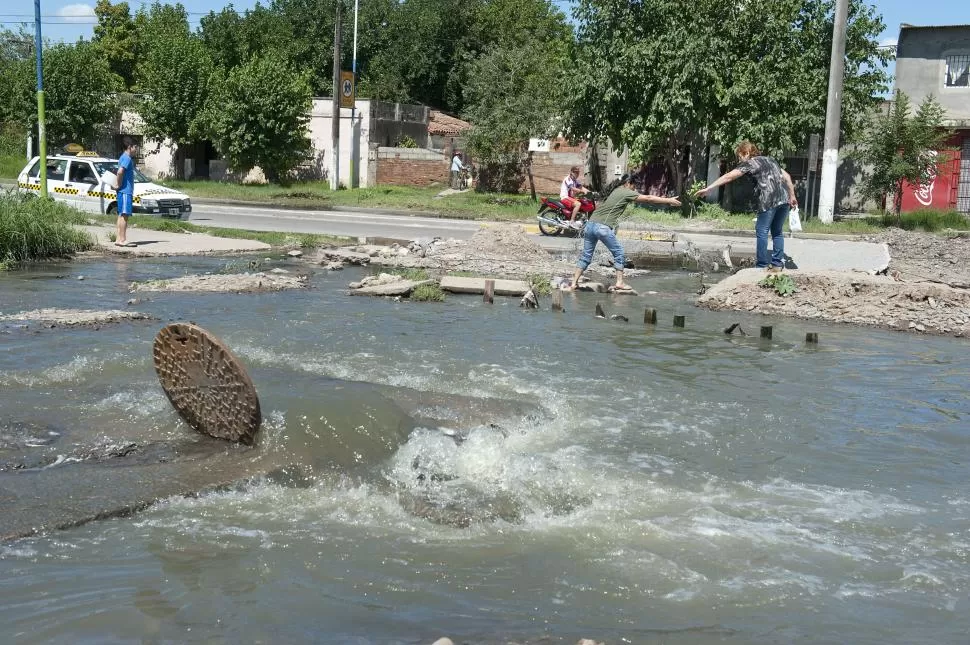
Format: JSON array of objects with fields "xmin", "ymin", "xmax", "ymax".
[{"xmin": 536, "ymin": 193, "xmax": 597, "ymax": 236}]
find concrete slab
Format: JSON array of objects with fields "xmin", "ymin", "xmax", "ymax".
[
  {"xmin": 81, "ymin": 225, "xmax": 270, "ymax": 256},
  {"xmin": 351, "ymin": 279, "xmax": 432, "ymax": 296},
  {"xmin": 668, "ymin": 232, "xmax": 890, "ymax": 272},
  {"xmin": 439, "ymin": 276, "xmax": 530, "ymax": 296}
]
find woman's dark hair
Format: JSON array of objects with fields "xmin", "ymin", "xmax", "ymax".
[{"xmin": 601, "ymin": 174, "xmax": 630, "ymax": 200}]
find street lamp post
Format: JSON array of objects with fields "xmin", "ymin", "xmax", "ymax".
[{"xmin": 34, "ymin": 0, "xmax": 47, "ymax": 197}]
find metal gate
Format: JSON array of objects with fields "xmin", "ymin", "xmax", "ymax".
[{"xmin": 958, "ymin": 135, "xmax": 970, "ymax": 214}]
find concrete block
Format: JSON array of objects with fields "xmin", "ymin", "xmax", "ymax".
[{"xmin": 440, "ymin": 276, "xmax": 530, "ymax": 296}]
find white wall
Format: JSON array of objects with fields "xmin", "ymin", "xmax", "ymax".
[
  {"xmin": 121, "ymin": 99, "xmax": 375, "ymax": 185},
  {"xmin": 308, "ymin": 98, "xmax": 372, "ymax": 187}
]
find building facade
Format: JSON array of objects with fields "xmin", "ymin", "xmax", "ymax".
[{"xmin": 894, "ymin": 24, "xmax": 970, "ymax": 213}]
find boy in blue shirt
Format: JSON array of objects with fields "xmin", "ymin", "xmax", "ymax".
[{"xmin": 113, "ymin": 137, "xmax": 138, "ymax": 246}]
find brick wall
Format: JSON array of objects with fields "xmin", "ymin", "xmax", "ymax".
[
  {"xmin": 529, "ymin": 156, "xmax": 578, "ymax": 195},
  {"xmin": 376, "ymin": 148, "xmax": 450, "ymax": 187}
]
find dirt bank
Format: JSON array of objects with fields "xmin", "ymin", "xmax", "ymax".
[
  {"xmin": 698, "ymin": 269, "xmax": 970, "ymax": 337},
  {"xmin": 0, "ymin": 308, "xmax": 155, "ymax": 327},
  {"xmin": 366, "ymin": 225, "xmax": 574, "ymax": 277},
  {"xmin": 130, "ymin": 272, "xmax": 308, "ymax": 293},
  {"xmin": 866, "ymin": 228, "xmax": 970, "ymax": 288}
]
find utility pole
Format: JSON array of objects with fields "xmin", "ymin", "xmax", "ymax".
[
  {"xmin": 34, "ymin": 0, "xmax": 47, "ymax": 197},
  {"xmin": 817, "ymin": 0, "xmax": 849, "ymax": 224},
  {"xmin": 350, "ymin": 0, "xmax": 359, "ymax": 187},
  {"xmin": 330, "ymin": 1, "xmax": 342, "ymax": 191}
]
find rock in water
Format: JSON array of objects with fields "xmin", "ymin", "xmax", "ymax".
[{"xmin": 520, "ymin": 287, "xmax": 538, "ymax": 309}]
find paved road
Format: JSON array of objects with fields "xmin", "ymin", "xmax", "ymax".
[{"xmin": 189, "ymin": 203, "xmax": 486, "ymax": 242}]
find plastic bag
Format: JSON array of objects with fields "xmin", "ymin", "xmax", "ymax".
[{"xmin": 788, "ymin": 206, "xmax": 803, "ymax": 233}]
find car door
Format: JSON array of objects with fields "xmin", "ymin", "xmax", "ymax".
[
  {"xmin": 42, "ymin": 158, "xmax": 69, "ymax": 202},
  {"xmin": 65, "ymin": 160, "xmax": 101, "ymax": 212}
]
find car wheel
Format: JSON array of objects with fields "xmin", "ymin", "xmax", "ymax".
[{"xmin": 106, "ymin": 203, "xmax": 117, "ymax": 215}]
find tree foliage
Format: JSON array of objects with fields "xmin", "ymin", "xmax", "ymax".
[
  {"xmin": 137, "ymin": 28, "xmax": 213, "ymax": 145},
  {"xmin": 463, "ymin": 41, "xmax": 567, "ymax": 194},
  {"xmin": 92, "ymin": 0, "xmax": 138, "ymax": 89},
  {"xmin": 567, "ymin": 0, "xmax": 892, "ymax": 192},
  {"xmin": 8, "ymin": 41, "xmax": 121, "ymax": 146},
  {"xmin": 854, "ymin": 91, "xmax": 949, "ymax": 216},
  {"xmin": 0, "ymin": 28, "xmax": 34, "ymax": 127},
  {"xmin": 205, "ymin": 55, "xmax": 312, "ymax": 184}
]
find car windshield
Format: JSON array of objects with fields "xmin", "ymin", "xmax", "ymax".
[{"xmin": 92, "ymin": 160, "xmax": 151, "ymax": 183}]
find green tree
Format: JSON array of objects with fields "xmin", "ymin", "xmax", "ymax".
[
  {"xmin": 0, "ymin": 29, "xmax": 35, "ymax": 126},
  {"xmin": 92, "ymin": 0, "xmax": 138, "ymax": 89},
  {"xmin": 137, "ymin": 37, "xmax": 214, "ymax": 178},
  {"xmin": 463, "ymin": 41, "xmax": 567, "ymax": 197},
  {"xmin": 855, "ymin": 91, "xmax": 949, "ymax": 218},
  {"xmin": 205, "ymin": 54, "xmax": 312, "ymax": 184},
  {"xmin": 567, "ymin": 0, "xmax": 892, "ymax": 194},
  {"xmin": 9, "ymin": 41, "xmax": 121, "ymax": 146}
]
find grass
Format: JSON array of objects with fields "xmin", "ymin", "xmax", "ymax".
[
  {"xmin": 87, "ymin": 214, "xmax": 351, "ymax": 247},
  {"xmin": 527, "ymin": 273, "xmax": 552, "ymax": 296},
  {"xmin": 0, "ymin": 193, "xmax": 93, "ymax": 267},
  {"xmin": 878, "ymin": 209, "xmax": 970, "ymax": 232},
  {"xmin": 0, "ymin": 154, "xmax": 24, "ymax": 181},
  {"xmin": 159, "ymin": 180, "xmax": 539, "ymax": 221},
  {"xmin": 388, "ymin": 267, "xmax": 430, "ymax": 282},
  {"xmin": 410, "ymin": 283, "xmax": 445, "ymax": 302}
]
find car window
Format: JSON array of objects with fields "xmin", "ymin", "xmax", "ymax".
[
  {"xmin": 68, "ymin": 161, "xmax": 98, "ymax": 184},
  {"xmin": 93, "ymin": 161, "xmax": 151, "ymax": 183},
  {"xmin": 25, "ymin": 159, "xmax": 41, "ymax": 178},
  {"xmin": 45, "ymin": 159, "xmax": 68, "ymax": 181}
]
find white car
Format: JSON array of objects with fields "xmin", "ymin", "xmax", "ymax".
[{"xmin": 16, "ymin": 152, "xmax": 192, "ymax": 219}]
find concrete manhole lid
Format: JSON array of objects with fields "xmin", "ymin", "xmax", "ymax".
[{"xmin": 153, "ymin": 323, "xmax": 261, "ymax": 444}]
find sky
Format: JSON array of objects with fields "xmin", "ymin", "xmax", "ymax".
[{"xmin": 3, "ymin": 0, "xmax": 970, "ymax": 72}]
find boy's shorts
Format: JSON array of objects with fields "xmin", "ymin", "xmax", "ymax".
[{"xmin": 117, "ymin": 192, "xmax": 133, "ymax": 216}]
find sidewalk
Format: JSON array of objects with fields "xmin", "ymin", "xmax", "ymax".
[{"xmin": 81, "ymin": 225, "xmax": 271, "ymax": 256}]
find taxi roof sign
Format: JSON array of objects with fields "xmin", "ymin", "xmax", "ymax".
[
  {"xmin": 64, "ymin": 143, "xmax": 84, "ymax": 154},
  {"xmin": 76, "ymin": 151, "xmax": 99, "ymax": 157}
]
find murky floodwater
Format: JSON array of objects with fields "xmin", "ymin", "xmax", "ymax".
[{"xmin": 1, "ymin": 255, "xmax": 969, "ymax": 644}]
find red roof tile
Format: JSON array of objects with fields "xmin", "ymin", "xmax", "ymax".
[{"xmin": 429, "ymin": 110, "xmax": 472, "ymax": 136}]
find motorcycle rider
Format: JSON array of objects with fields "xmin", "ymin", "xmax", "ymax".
[
  {"xmin": 560, "ymin": 166, "xmax": 590, "ymax": 227},
  {"xmin": 564, "ymin": 174, "xmax": 681, "ymax": 292}
]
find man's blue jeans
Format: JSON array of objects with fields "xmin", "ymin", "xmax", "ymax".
[
  {"xmin": 578, "ymin": 222, "xmax": 625, "ymax": 270},
  {"xmin": 755, "ymin": 203, "xmax": 790, "ymax": 268}
]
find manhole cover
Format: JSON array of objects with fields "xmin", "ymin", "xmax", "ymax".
[{"xmin": 153, "ymin": 323, "xmax": 261, "ymax": 444}]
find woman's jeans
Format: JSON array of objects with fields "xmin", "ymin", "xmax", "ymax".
[
  {"xmin": 578, "ymin": 222, "xmax": 625, "ymax": 270},
  {"xmin": 755, "ymin": 203, "xmax": 790, "ymax": 268}
]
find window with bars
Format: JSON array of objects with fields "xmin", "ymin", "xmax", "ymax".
[{"xmin": 945, "ymin": 54, "xmax": 970, "ymax": 87}]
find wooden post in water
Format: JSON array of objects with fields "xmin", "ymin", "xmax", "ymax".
[
  {"xmin": 673, "ymin": 315, "xmax": 685, "ymax": 328},
  {"xmin": 595, "ymin": 303, "xmax": 606, "ymax": 318},
  {"xmin": 644, "ymin": 308, "xmax": 657, "ymax": 325},
  {"xmin": 806, "ymin": 332, "xmax": 819, "ymax": 344},
  {"xmin": 760, "ymin": 326, "xmax": 773, "ymax": 339},
  {"xmin": 483, "ymin": 279, "xmax": 494, "ymax": 304},
  {"xmin": 552, "ymin": 289, "xmax": 563, "ymax": 312}
]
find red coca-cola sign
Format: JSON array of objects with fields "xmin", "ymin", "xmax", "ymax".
[{"xmin": 899, "ymin": 142, "xmax": 961, "ymax": 212}]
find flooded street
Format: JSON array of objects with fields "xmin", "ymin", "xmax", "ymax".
[{"xmin": 1, "ymin": 255, "xmax": 969, "ymax": 644}]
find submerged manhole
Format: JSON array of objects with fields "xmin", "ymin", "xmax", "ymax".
[{"xmin": 153, "ymin": 323, "xmax": 261, "ymax": 444}]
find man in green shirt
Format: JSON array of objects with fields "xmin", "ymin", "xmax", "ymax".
[{"xmin": 565, "ymin": 174, "xmax": 680, "ymax": 291}]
